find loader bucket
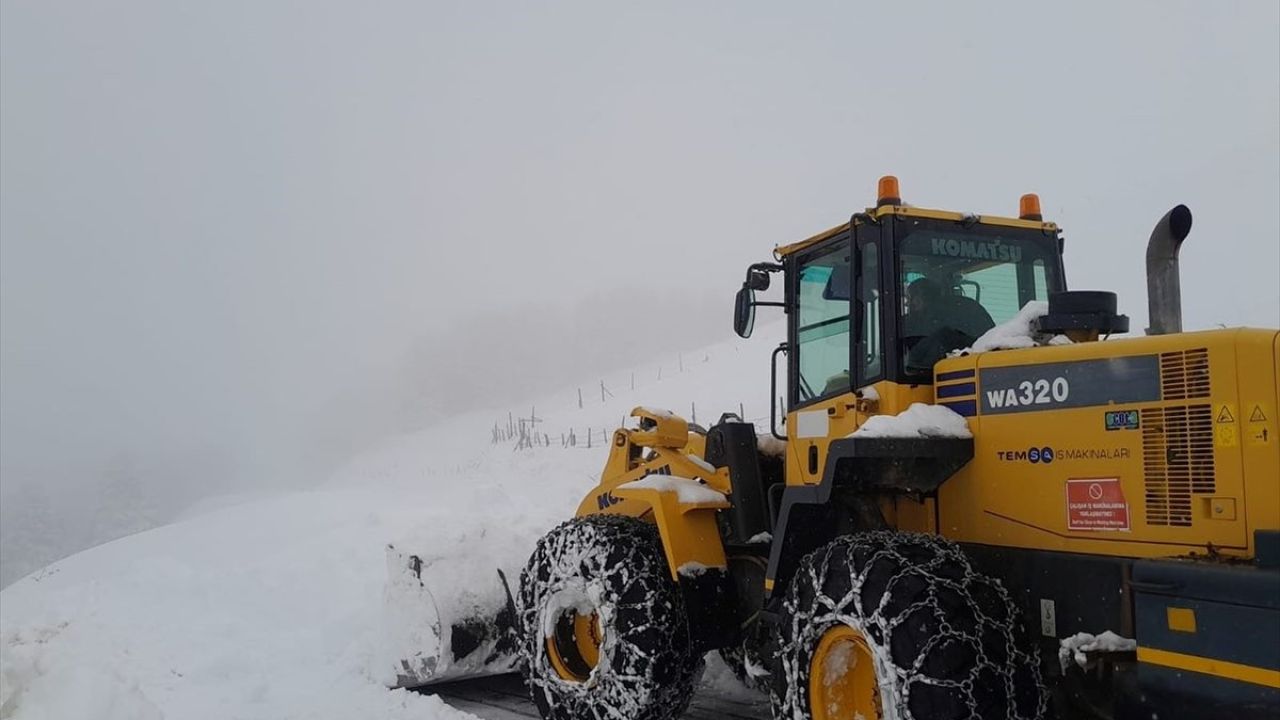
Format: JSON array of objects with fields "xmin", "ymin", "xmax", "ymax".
[{"xmin": 382, "ymin": 543, "xmax": 520, "ymax": 688}]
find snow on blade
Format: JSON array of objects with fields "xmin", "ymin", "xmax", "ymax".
[
  {"xmin": 619, "ymin": 475, "xmax": 728, "ymax": 504},
  {"xmin": 851, "ymin": 403, "xmax": 972, "ymax": 439}
]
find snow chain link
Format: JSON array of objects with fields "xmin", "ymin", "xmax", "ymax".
[
  {"xmin": 518, "ymin": 516, "xmax": 701, "ymax": 720},
  {"xmin": 776, "ymin": 531, "xmax": 1047, "ymax": 720}
]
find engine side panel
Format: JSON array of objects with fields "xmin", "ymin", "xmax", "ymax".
[{"xmin": 934, "ymin": 327, "xmax": 1280, "ymax": 561}]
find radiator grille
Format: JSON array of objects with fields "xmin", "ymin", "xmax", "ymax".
[
  {"xmin": 1142, "ymin": 405, "xmax": 1215, "ymax": 527},
  {"xmin": 1160, "ymin": 348, "xmax": 1210, "ymax": 400}
]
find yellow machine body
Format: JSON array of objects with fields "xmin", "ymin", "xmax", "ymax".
[
  {"xmin": 776, "ymin": 327, "xmax": 1280, "ymax": 560},
  {"xmin": 574, "ymin": 204, "xmax": 1279, "ymax": 579},
  {"xmin": 566, "ymin": 195, "xmax": 1280, "ymax": 712}
]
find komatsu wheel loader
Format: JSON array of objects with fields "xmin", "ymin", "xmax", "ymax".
[{"xmin": 513, "ymin": 177, "xmax": 1279, "ymax": 720}]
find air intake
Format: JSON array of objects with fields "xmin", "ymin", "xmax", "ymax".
[
  {"xmin": 1160, "ymin": 348, "xmax": 1210, "ymax": 400},
  {"xmin": 1142, "ymin": 405, "xmax": 1215, "ymax": 527}
]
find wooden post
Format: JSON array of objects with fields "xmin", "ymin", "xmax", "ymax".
[{"xmin": 578, "ymin": 388, "xmax": 583, "ymax": 409}]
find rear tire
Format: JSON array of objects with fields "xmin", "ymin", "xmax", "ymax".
[
  {"xmin": 517, "ymin": 515, "xmax": 703, "ymax": 720},
  {"xmin": 771, "ymin": 531, "xmax": 1045, "ymax": 720}
]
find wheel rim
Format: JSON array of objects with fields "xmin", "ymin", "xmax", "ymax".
[
  {"xmin": 546, "ymin": 609, "xmax": 603, "ymax": 682},
  {"xmin": 809, "ymin": 625, "xmax": 881, "ymax": 720}
]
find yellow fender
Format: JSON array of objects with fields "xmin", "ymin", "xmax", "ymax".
[{"xmin": 574, "ymin": 407, "xmax": 732, "ymax": 581}]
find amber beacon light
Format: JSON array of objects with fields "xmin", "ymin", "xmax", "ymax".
[
  {"xmin": 877, "ymin": 175, "xmax": 901, "ymax": 206},
  {"xmin": 1019, "ymin": 193, "xmax": 1043, "ymax": 221}
]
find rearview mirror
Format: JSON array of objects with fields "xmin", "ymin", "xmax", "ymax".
[{"xmin": 734, "ymin": 287, "xmax": 756, "ymax": 338}]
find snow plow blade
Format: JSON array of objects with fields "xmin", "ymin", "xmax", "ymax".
[{"xmin": 382, "ymin": 543, "xmax": 519, "ymax": 688}]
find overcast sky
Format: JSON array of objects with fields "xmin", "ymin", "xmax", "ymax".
[{"xmin": 2, "ymin": 2, "xmax": 1278, "ymax": 518}]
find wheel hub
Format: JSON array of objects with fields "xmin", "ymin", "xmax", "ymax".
[
  {"xmin": 809, "ymin": 625, "xmax": 881, "ymax": 720},
  {"xmin": 546, "ymin": 606, "xmax": 604, "ymax": 682}
]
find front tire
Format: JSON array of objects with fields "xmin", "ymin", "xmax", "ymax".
[
  {"xmin": 517, "ymin": 515, "xmax": 703, "ymax": 720},
  {"xmin": 771, "ymin": 531, "xmax": 1045, "ymax": 720}
]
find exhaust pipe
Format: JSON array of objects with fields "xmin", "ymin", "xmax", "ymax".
[{"xmin": 1145, "ymin": 204, "xmax": 1193, "ymax": 335}]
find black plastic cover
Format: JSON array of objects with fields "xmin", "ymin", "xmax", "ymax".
[{"xmin": 1037, "ymin": 290, "xmax": 1130, "ymax": 335}]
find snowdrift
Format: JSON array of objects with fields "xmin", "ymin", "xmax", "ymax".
[{"xmin": 0, "ymin": 326, "xmax": 780, "ymax": 720}]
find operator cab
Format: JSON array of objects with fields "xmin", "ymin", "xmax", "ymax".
[{"xmin": 735, "ymin": 176, "xmax": 1067, "ymax": 409}]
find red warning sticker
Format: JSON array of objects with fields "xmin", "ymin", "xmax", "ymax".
[{"xmin": 1066, "ymin": 478, "xmax": 1130, "ymax": 531}]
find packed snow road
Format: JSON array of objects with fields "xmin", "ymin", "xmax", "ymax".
[{"xmin": 425, "ymin": 671, "xmax": 770, "ymax": 720}]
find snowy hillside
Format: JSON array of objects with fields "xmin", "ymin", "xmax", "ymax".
[{"xmin": 0, "ymin": 325, "xmax": 781, "ymax": 720}]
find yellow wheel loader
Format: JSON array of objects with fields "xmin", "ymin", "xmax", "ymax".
[{"xmin": 515, "ymin": 177, "xmax": 1280, "ymax": 720}]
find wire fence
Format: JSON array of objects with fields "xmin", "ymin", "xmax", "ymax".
[{"xmin": 487, "ymin": 348, "xmax": 780, "ymax": 452}]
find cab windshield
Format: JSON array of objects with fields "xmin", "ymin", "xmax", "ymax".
[{"xmin": 899, "ymin": 229, "xmax": 1060, "ymax": 373}]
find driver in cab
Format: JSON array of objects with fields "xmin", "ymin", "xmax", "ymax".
[{"xmin": 902, "ymin": 277, "xmax": 994, "ymax": 372}]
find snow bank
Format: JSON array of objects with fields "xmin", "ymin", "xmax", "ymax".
[
  {"xmin": 0, "ymin": 623, "xmax": 163, "ymax": 720},
  {"xmin": 0, "ymin": 488, "xmax": 492, "ymax": 720},
  {"xmin": 1058, "ymin": 630, "xmax": 1137, "ymax": 671},
  {"xmin": 0, "ymin": 324, "xmax": 783, "ymax": 719},
  {"xmin": 851, "ymin": 403, "xmax": 972, "ymax": 439},
  {"xmin": 619, "ymin": 475, "xmax": 728, "ymax": 504}
]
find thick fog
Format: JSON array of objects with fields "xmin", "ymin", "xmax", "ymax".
[{"xmin": 2, "ymin": 1, "xmax": 1277, "ymax": 586}]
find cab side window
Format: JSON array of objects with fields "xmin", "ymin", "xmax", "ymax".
[{"xmin": 796, "ymin": 240, "xmax": 851, "ymax": 402}]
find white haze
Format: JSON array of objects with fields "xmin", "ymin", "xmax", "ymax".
[{"xmin": 2, "ymin": 1, "xmax": 1277, "ymax": 586}]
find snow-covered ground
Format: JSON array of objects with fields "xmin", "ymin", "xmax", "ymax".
[{"xmin": 0, "ymin": 326, "xmax": 780, "ymax": 720}]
